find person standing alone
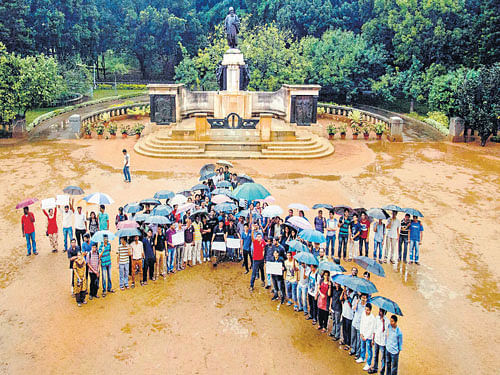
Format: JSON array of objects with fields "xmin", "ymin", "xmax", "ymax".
[{"xmin": 122, "ymin": 149, "xmax": 131, "ymax": 183}]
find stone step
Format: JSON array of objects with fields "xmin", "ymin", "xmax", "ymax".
[
  {"xmin": 264, "ymin": 143, "xmax": 325, "ymax": 151},
  {"xmin": 140, "ymin": 142, "xmax": 204, "ymax": 151},
  {"xmin": 149, "ymin": 137, "xmax": 316, "ymax": 147}
]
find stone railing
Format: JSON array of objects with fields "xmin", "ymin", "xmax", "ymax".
[
  {"xmin": 317, "ymin": 103, "xmax": 391, "ymax": 128},
  {"xmin": 81, "ymin": 102, "xmax": 149, "ymax": 128}
]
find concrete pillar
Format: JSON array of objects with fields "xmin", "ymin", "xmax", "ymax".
[
  {"xmin": 260, "ymin": 113, "xmax": 273, "ymax": 142},
  {"xmin": 389, "ymin": 116, "xmax": 403, "ymax": 142},
  {"xmin": 195, "ymin": 113, "xmax": 208, "ymax": 141},
  {"xmin": 447, "ymin": 117, "xmax": 465, "ymax": 142}
]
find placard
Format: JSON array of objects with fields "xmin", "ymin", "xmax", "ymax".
[
  {"xmin": 226, "ymin": 237, "xmax": 241, "ymax": 249},
  {"xmin": 56, "ymin": 194, "xmax": 69, "ymax": 206},
  {"xmin": 172, "ymin": 231, "xmax": 184, "ymax": 246},
  {"xmin": 212, "ymin": 241, "xmax": 226, "ymax": 252},
  {"xmin": 266, "ymin": 261, "xmax": 284, "ymax": 275},
  {"xmin": 327, "ymin": 220, "xmax": 337, "ymax": 229},
  {"xmin": 41, "ymin": 198, "xmax": 56, "ymax": 210}
]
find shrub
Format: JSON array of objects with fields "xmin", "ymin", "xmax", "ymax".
[
  {"xmin": 327, "ymin": 124, "xmax": 337, "ymax": 134},
  {"xmin": 95, "ymin": 123, "xmax": 105, "ymax": 135},
  {"xmin": 134, "ymin": 123, "xmax": 145, "ymax": 134},
  {"xmin": 374, "ymin": 121, "xmax": 387, "ymax": 134},
  {"xmin": 426, "ymin": 111, "xmax": 449, "ymax": 129},
  {"xmin": 108, "ymin": 122, "xmax": 117, "ymax": 135}
]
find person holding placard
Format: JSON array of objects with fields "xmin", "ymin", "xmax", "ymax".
[
  {"xmin": 225, "ymin": 218, "xmax": 239, "ymax": 262},
  {"xmin": 211, "ymin": 220, "xmax": 226, "ymax": 267},
  {"xmin": 43, "ymin": 206, "xmax": 58, "ymax": 253},
  {"xmin": 270, "ymin": 250, "xmax": 286, "ymax": 304}
]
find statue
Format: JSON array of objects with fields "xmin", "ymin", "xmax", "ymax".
[{"xmin": 224, "ymin": 7, "xmax": 240, "ymax": 49}]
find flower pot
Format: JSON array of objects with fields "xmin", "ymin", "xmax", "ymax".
[
  {"xmin": 340, "ymin": 133, "xmax": 346, "ymax": 140},
  {"xmin": 135, "ymin": 133, "xmax": 140, "ymax": 139},
  {"xmin": 376, "ymin": 133, "xmax": 383, "ymax": 140},
  {"xmin": 110, "ymin": 134, "xmax": 116, "ymax": 139},
  {"xmin": 363, "ymin": 133, "xmax": 369, "ymax": 140},
  {"xmin": 122, "ymin": 133, "xmax": 128, "ymax": 139},
  {"xmin": 84, "ymin": 134, "xmax": 91, "ymax": 139},
  {"xmin": 328, "ymin": 134, "xmax": 335, "ymax": 140},
  {"xmin": 97, "ymin": 134, "xmax": 103, "ymax": 139},
  {"xmin": 353, "ymin": 134, "xmax": 358, "ymax": 140}
]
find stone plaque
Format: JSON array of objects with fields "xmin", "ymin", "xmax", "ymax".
[
  {"xmin": 150, "ymin": 95, "xmax": 176, "ymax": 125},
  {"xmin": 291, "ymin": 95, "xmax": 318, "ymax": 126}
]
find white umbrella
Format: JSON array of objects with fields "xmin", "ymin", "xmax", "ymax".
[
  {"xmin": 170, "ymin": 194, "xmax": 187, "ymax": 206},
  {"xmin": 217, "ymin": 160, "xmax": 233, "ymax": 168},
  {"xmin": 83, "ymin": 192, "xmax": 114, "ymax": 205},
  {"xmin": 287, "ymin": 216, "xmax": 313, "ymax": 230},
  {"xmin": 288, "ymin": 203, "xmax": 310, "ymax": 211},
  {"xmin": 177, "ymin": 202, "xmax": 195, "ymax": 214},
  {"xmin": 261, "ymin": 205, "xmax": 283, "ymax": 218},
  {"xmin": 212, "ymin": 194, "xmax": 232, "ymax": 204}
]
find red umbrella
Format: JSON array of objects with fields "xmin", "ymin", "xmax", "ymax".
[
  {"xmin": 16, "ymin": 198, "xmax": 38, "ymax": 209},
  {"xmin": 116, "ymin": 220, "xmax": 139, "ymax": 230}
]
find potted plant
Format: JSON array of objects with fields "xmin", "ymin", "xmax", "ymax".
[
  {"xmin": 326, "ymin": 124, "xmax": 337, "ymax": 140},
  {"xmin": 134, "ymin": 123, "xmax": 145, "ymax": 139},
  {"xmin": 108, "ymin": 122, "xmax": 117, "ymax": 139},
  {"xmin": 95, "ymin": 123, "xmax": 105, "ymax": 139},
  {"xmin": 362, "ymin": 123, "xmax": 371, "ymax": 140},
  {"xmin": 121, "ymin": 125, "xmax": 129, "ymax": 138},
  {"xmin": 374, "ymin": 121, "xmax": 387, "ymax": 140},
  {"xmin": 348, "ymin": 110, "xmax": 362, "ymax": 140},
  {"xmin": 338, "ymin": 124, "xmax": 347, "ymax": 140},
  {"xmin": 83, "ymin": 124, "xmax": 92, "ymax": 139},
  {"xmin": 99, "ymin": 112, "xmax": 111, "ymax": 126}
]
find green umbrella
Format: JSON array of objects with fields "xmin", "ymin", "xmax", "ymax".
[{"xmin": 232, "ymin": 183, "xmax": 270, "ymax": 201}]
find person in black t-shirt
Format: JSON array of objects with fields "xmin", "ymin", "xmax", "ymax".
[
  {"xmin": 399, "ymin": 213, "xmax": 411, "ymax": 262},
  {"xmin": 154, "ymin": 226, "xmax": 166, "ymax": 278},
  {"xmin": 201, "ymin": 216, "xmax": 212, "ymax": 261}
]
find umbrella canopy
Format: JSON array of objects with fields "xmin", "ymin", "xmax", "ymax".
[
  {"xmin": 294, "ymin": 252, "xmax": 319, "ymax": 266},
  {"xmin": 331, "ymin": 274, "xmax": 378, "ymax": 294},
  {"xmin": 319, "ymin": 261, "xmax": 346, "ymax": 274},
  {"xmin": 369, "ymin": 296, "xmax": 403, "ymax": 316},
  {"xmin": 298, "ymin": 229, "xmax": 326, "ymax": 243},
  {"xmin": 115, "ymin": 228, "xmax": 142, "ymax": 238},
  {"xmin": 215, "ymin": 180, "xmax": 232, "ymax": 189},
  {"xmin": 170, "ymin": 194, "xmax": 188, "ymax": 206},
  {"xmin": 217, "ymin": 160, "xmax": 233, "ymax": 168},
  {"xmin": 212, "ymin": 188, "xmax": 235, "ymax": 198},
  {"xmin": 212, "ymin": 194, "xmax": 232, "ymax": 204},
  {"xmin": 236, "ymin": 174, "xmax": 254, "ymax": 184},
  {"xmin": 261, "ymin": 205, "xmax": 283, "ymax": 218},
  {"xmin": 312, "ymin": 203, "xmax": 334, "ymax": 210},
  {"xmin": 200, "ymin": 163, "xmax": 216, "ymax": 177},
  {"xmin": 353, "ymin": 256, "xmax": 386, "ymax": 277},
  {"xmin": 177, "ymin": 190, "xmax": 192, "ymax": 198},
  {"xmin": 353, "ymin": 207, "xmax": 367, "ymax": 216},
  {"xmin": 83, "ymin": 193, "xmax": 114, "ymax": 205},
  {"xmin": 154, "ymin": 190, "xmax": 175, "ymax": 200},
  {"xmin": 133, "ymin": 213, "xmax": 150, "ymax": 222},
  {"xmin": 190, "ymin": 210, "xmax": 208, "ymax": 219},
  {"xmin": 287, "ymin": 216, "xmax": 313, "ymax": 230},
  {"xmin": 116, "ymin": 220, "xmax": 139, "ymax": 230},
  {"xmin": 124, "ymin": 203, "xmax": 143, "ymax": 214},
  {"xmin": 262, "ymin": 195, "xmax": 276, "ymax": 204},
  {"xmin": 63, "ymin": 186, "xmax": 84, "ymax": 195},
  {"xmin": 214, "ymin": 202, "xmax": 237, "ymax": 213},
  {"xmin": 191, "ymin": 184, "xmax": 209, "ymax": 191},
  {"xmin": 403, "ymin": 207, "xmax": 424, "ymax": 217},
  {"xmin": 367, "ymin": 208, "xmax": 389, "ymax": 220},
  {"xmin": 332, "ymin": 205, "xmax": 353, "ymax": 215},
  {"xmin": 139, "ymin": 198, "xmax": 161, "ymax": 206},
  {"xmin": 235, "ymin": 210, "xmax": 261, "ymax": 220},
  {"xmin": 233, "ymin": 183, "xmax": 270, "ymax": 201},
  {"xmin": 199, "ymin": 172, "xmax": 216, "ymax": 181},
  {"xmin": 286, "ymin": 240, "xmax": 310, "ymax": 253},
  {"xmin": 177, "ymin": 202, "xmax": 195, "ymax": 214},
  {"xmin": 151, "ymin": 204, "xmax": 173, "ymax": 216},
  {"xmin": 288, "ymin": 203, "xmax": 310, "ymax": 211},
  {"xmin": 382, "ymin": 204, "xmax": 404, "ymax": 212},
  {"xmin": 90, "ymin": 230, "xmax": 115, "ymax": 243},
  {"xmin": 145, "ymin": 215, "xmax": 172, "ymax": 225},
  {"xmin": 16, "ymin": 198, "xmax": 38, "ymax": 209}
]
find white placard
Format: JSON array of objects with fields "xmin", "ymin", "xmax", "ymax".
[
  {"xmin": 56, "ymin": 194, "xmax": 69, "ymax": 206},
  {"xmin": 226, "ymin": 237, "xmax": 241, "ymax": 249},
  {"xmin": 172, "ymin": 231, "xmax": 184, "ymax": 246},
  {"xmin": 266, "ymin": 261, "xmax": 284, "ymax": 276},
  {"xmin": 212, "ymin": 241, "xmax": 226, "ymax": 252},
  {"xmin": 328, "ymin": 220, "xmax": 337, "ymax": 229},
  {"xmin": 41, "ymin": 198, "xmax": 56, "ymax": 210}
]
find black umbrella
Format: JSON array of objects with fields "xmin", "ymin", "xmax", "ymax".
[
  {"xmin": 200, "ymin": 163, "xmax": 216, "ymax": 177},
  {"xmin": 332, "ymin": 205, "xmax": 353, "ymax": 215},
  {"xmin": 312, "ymin": 203, "xmax": 334, "ymax": 210},
  {"xmin": 139, "ymin": 198, "xmax": 161, "ymax": 206},
  {"xmin": 177, "ymin": 190, "xmax": 192, "ymax": 197},
  {"xmin": 237, "ymin": 174, "xmax": 254, "ymax": 184}
]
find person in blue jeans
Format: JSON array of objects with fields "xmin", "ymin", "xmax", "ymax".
[
  {"xmin": 325, "ymin": 212, "xmax": 337, "ymax": 258},
  {"xmin": 99, "ymin": 235, "xmax": 114, "ymax": 296},
  {"xmin": 385, "ymin": 315, "xmax": 403, "ymax": 375},
  {"xmin": 62, "ymin": 203, "xmax": 74, "ymax": 252},
  {"xmin": 373, "ymin": 219, "xmax": 385, "ymax": 262},
  {"xmin": 408, "ymin": 216, "xmax": 424, "ymax": 265},
  {"xmin": 358, "ymin": 303, "xmax": 376, "ymax": 371},
  {"xmin": 122, "ymin": 149, "xmax": 131, "ymax": 182},
  {"xmin": 337, "ymin": 209, "xmax": 351, "ymax": 260},
  {"xmin": 21, "ymin": 207, "xmax": 37, "ymax": 256},
  {"xmin": 297, "ymin": 263, "xmax": 309, "ymax": 315}
]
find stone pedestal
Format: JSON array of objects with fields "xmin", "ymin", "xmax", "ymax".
[
  {"xmin": 259, "ymin": 113, "xmax": 272, "ymax": 142},
  {"xmin": 282, "ymin": 84, "xmax": 321, "ymax": 126},
  {"xmin": 222, "ymin": 49, "xmax": 245, "ymax": 92},
  {"xmin": 214, "ymin": 92, "xmax": 252, "ymax": 119},
  {"xmin": 195, "ymin": 113, "xmax": 209, "ymax": 140},
  {"xmin": 148, "ymin": 84, "xmax": 184, "ymax": 125},
  {"xmin": 448, "ymin": 117, "xmax": 464, "ymax": 142},
  {"xmin": 388, "ymin": 116, "xmax": 403, "ymax": 142},
  {"xmin": 69, "ymin": 114, "xmax": 81, "ymax": 135}
]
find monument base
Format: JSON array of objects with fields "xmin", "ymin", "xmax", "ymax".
[{"xmin": 214, "ymin": 91, "xmax": 252, "ymax": 119}]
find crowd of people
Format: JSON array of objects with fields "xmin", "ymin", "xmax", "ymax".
[{"xmin": 19, "ymin": 163, "xmax": 417, "ymax": 374}]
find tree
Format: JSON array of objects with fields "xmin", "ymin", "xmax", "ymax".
[
  {"xmin": 428, "ymin": 68, "xmax": 467, "ymax": 117},
  {"xmin": 276, "ymin": 0, "xmax": 335, "ymax": 38},
  {"xmin": 0, "ymin": 0, "xmax": 31, "ymax": 54}
]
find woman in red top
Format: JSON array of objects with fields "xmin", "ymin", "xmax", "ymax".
[
  {"xmin": 43, "ymin": 207, "xmax": 58, "ymax": 252},
  {"xmin": 316, "ymin": 270, "xmax": 332, "ymax": 333}
]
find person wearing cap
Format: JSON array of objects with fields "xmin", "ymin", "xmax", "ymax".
[
  {"xmin": 99, "ymin": 234, "xmax": 114, "ymax": 296},
  {"xmin": 62, "ymin": 200, "xmax": 74, "ymax": 252},
  {"xmin": 98, "ymin": 205, "xmax": 109, "ymax": 231}
]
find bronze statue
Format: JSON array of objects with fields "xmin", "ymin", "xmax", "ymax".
[{"xmin": 224, "ymin": 7, "xmax": 240, "ymax": 48}]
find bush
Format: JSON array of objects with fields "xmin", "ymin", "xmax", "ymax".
[
  {"xmin": 116, "ymin": 83, "xmax": 147, "ymax": 90},
  {"xmin": 427, "ymin": 111, "xmax": 449, "ymax": 129},
  {"xmin": 423, "ymin": 118, "xmax": 449, "ymax": 135}
]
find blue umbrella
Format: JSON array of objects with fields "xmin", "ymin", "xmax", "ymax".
[
  {"xmin": 403, "ymin": 207, "xmax": 424, "ymax": 217},
  {"xmin": 298, "ymin": 229, "xmax": 326, "ymax": 244},
  {"xmin": 287, "ymin": 240, "xmax": 310, "ymax": 253},
  {"xmin": 145, "ymin": 215, "xmax": 172, "ymax": 225},
  {"xmin": 140, "ymin": 198, "xmax": 161, "ymax": 206},
  {"xmin": 319, "ymin": 261, "xmax": 346, "ymax": 274},
  {"xmin": 233, "ymin": 183, "xmax": 270, "ymax": 201},
  {"xmin": 63, "ymin": 185, "xmax": 84, "ymax": 195},
  {"xmin": 154, "ymin": 190, "xmax": 175, "ymax": 200},
  {"xmin": 200, "ymin": 163, "xmax": 216, "ymax": 176},
  {"xmin": 90, "ymin": 230, "xmax": 116, "ymax": 243},
  {"xmin": 83, "ymin": 192, "xmax": 114, "ymax": 205},
  {"xmin": 331, "ymin": 274, "xmax": 378, "ymax": 294},
  {"xmin": 133, "ymin": 213, "xmax": 150, "ymax": 222},
  {"xmin": 191, "ymin": 184, "xmax": 209, "ymax": 191},
  {"xmin": 177, "ymin": 190, "xmax": 192, "ymax": 197},
  {"xmin": 214, "ymin": 202, "xmax": 237, "ymax": 213},
  {"xmin": 115, "ymin": 228, "xmax": 142, "ymax": 238},
  {"xmin": 212, "ymin": 188, "xmax": 234, "ymax": 197},
  {"xmin": 235, "ymin": 209, "xmax": 261, "ymax": 220},
  {"xmin": 312, "ymin": 203, "xmax": 334, "ymax": 210},
  {"xmin": 367, "ymin": 208, "xmax": 389, "ymax": 220},
  {"xmin": 353, "ymin": 256, "xmax": 386, "ymax": 277},
  {"xmin": 237, "ymin": 174, "xmax": 254, "ymax": 184},
  {"xmin": 152, "ymin": 204, "xmax": 173, "ymax": 216},
  {"xmin": 382, "ymin": 204, "xmax": 404, "ymax": 212},
  {"xmin": 369, "ymin": 296, "xmax": 403, "ymax": 316},
  {"xmin": 216, "ymin": 180, "xmax": 232, "ymax": 189},
  {"xmin": 124, "ymin": 203, "xmax": 143, "ymax": 214},
  {"xmin": 294, "ymin": 252, "xmax": 318, "ymax": 266},
  {"xmin": 199, "ymin": 172, "xmax": 216, "ymax": 181}
]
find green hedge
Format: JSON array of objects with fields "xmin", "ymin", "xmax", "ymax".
[{"xmin": 97, "ymin": 83, "xmax": 147, "ymax": 90}]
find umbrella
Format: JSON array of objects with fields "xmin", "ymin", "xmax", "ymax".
[
  {"xmin": 115, "ymin": 228, "xmax": 142, "ymax": 238},
  {"xmin": 261, "ymin": 205, "xmax": 283, "ymax": 218},
  {"xmin": 353, "ymin": 256, "xmax": 386, "ymax": 277},
  {"xmin": 287, "ymin": 216, "xmax": 313, "ymax": 230},
  {"xmin": 154, "ymin": 190, "xmax": 175, "ymax": 200},
  {"xmin": 331, "ymin": 274, "xmax": 378, "ymax": 294},
  {"xmin": 214, "ymin": 202, "xmax": 237, "ymax": 213},
  {"xmin": 353, "ymin": 207, "xmax": 367, "ymax": 216},
  {"xmin": 83, "ymin": 193, "xmax": 114, "ymax": 205},
  {"xmin": 217, "ymin": 160, "xmax": 233, "ymax": 168},
  {"xmin": 140, "ymin": 198, "xmax": 161, "ymax": 206},
  {"xmin": 382, "ymin": 204, "xmax": 404, "ymax": 212},
  {"xmin": 312, "ymin": 204, "xmax": 334, "ymax": 210},
  {"xmin": 237, "ymin": 174, "xmax": 254, "ymax": 184},
  {"xmin": 215, "ymin": 180, "xmax": 232, "ymax": 189},
  {"xmin": 170, "ymin": 194, "xmax": 188, "ymax": 206},
  {"xmin": 151, "ymin": 204, "xmax": 173, "ymax": 216},
  {"xmin": 319, "ymin": 261, "xmax": 346, "ymax": 274},
  {"xmin": 63, "ymin": 186, "xmax": 84, "ymax": 195},
  {"xmin": 124, "ymin": 203, "xmax": 143, "ymax": 214},
  {"xmin": 145, "ymin": 215, "xmax": 172, "ymax": 225},
  {"xmin": 298, "ymin": 229, "xmax": 326, "ymax": 244},
  {"xmin": 286, "ymin": 240, "xmax": 310, "ymax": 253},
  {"xmin": 177, "ymin": 190, "xmax": 192, "ymax": 198},
  {"xmin": 233, "ymin": 183, "xmax": 270, "ymax": 201},
  {"xmin": 190, "ymin": 210, "xmax": 208, "ymax": 219},
  {"xmin": 294, "ymin": 252, "xmax": 318, "ymax": 266},
  {"xmin": 212, "ymin": 188, "xmax": 235, "ymax": 197},
  {"xmin": 369, "ymin": 296, "xmax": 403, "ymax": 316},
  {"xmin": 191, "ymin": 184, "xmax": 209, "ymax": 191},
  {"xmin": 199, "ymin": 172, "xmax": 216, "ymax": 181},
  {"xmin": 133, "ymin": 213, "xmax": 150, "ymax": 222},
  {"xmin": 262, "ymin": 195, "xmax": 276, "ymax": 204},
  {"xmin": 90, "ymin": 230, "xmax": 115, "ymax": 243},
  {"xmin": 16, "ymin": 198, "xmax": 38, "ymax": 209},
  {"xmin": 332, "ymin": 205, "xmax": 353, "ymax": 215},
  {"xmin": 403, "ymin": 207, "xmax": 424, "ymax": 217},
  {"xmin": 116, "ymin": 220, "xmax": 139, "ymax": 230},
  {"xmin": 235, "ymin": 210, "xmax": 261, "ymax": 220},
  {"xmin": 200, "ymin": 163, "xmax": 216, "ymax": 176},
  {"xmin": 177, "ymin": 202, "xmax": 195, "ymax": 214},
  {"xmin": 366, "ymin": 208, "xmax": 389, "ymax": 220},
  {"xmin": 212, "ymin": 194, "xmax": 232, "ymax": 204},
  {"xmin": 288, "ymin": 203, "xmax": 310, "ymax": 211}
]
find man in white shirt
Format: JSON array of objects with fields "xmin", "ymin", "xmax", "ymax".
[
  {"xmin": 369, "ymin": 308, "xmax": 388, "ymax": 374},
  {"xmin": 384, "ymin": 211, "xmax": 400, "ymax": 264},
  {"xmin": 341, "ymin": 288, "xmax": 355, "ymax": 349},
  {"xmin": 62, "ymin": 201, "xmax": 74, "ymax": 252},
  {"xmin": 130, "ymin": 235, "xmax": 144, "ymax": 287},
  {"xmin": 122, "ymin": 149, "xmax": 131, "ymax": 183},
  {"xmin": 74, "ymin": 206, "xmax": 87, "ymax": 248},
  {"xmin": 358, "ymin": 303, "xmax": 376, "ymax": 370}
]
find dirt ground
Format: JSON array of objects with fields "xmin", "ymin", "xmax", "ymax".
[{"xmin": 0, "ymin": 137, "xmax": 499, "ymax": 374}]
